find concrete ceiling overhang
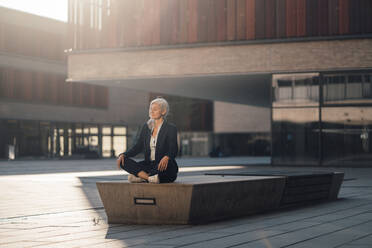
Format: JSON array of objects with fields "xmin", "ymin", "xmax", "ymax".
[{"xmin": 76, "ymin": 73, "xmax": 272, "ymax": 107}]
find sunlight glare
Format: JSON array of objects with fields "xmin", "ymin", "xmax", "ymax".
[{"xmin": 0, "ymin": 0, "xmax": 67, "ymax": 22}]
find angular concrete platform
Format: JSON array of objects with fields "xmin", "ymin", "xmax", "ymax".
[
  {"xmin": 97, "ymin": 175, "xmax": 286, "ymax": 224},
  {"xmin": 206, "ymin": 171, "xmax": 345, "ymax": 207},
  {"xmin": 97, "ymin": 172, "xmax": 344, "ymax": 225}
]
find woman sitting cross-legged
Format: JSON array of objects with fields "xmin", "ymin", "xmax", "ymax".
[{"xmin": 117, "ymin": 97, "xmax": 178, "ymax": 184}]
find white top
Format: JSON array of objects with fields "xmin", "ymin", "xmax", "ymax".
[{"xmin": 150, "ymin": 121, "xmax": 163, "ymax": 161}]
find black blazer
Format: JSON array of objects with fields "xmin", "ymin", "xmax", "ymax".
[{"xmin": 124, "ymin": 121, "xmax": 178, "ymax": 167}]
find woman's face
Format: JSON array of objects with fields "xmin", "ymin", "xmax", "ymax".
[{"xmin": 149, "ymin": 103, "xmax": 166, "ymax": 120}]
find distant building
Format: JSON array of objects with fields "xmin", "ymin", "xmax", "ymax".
[
  {"xmin": 0, "ymin": 7, "xmax": 148, "ymax": 159},
  {"xmin": 66, "ymin": 0, "xmax": 372, "ymax": 166}
]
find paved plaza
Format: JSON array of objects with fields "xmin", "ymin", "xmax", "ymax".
[{"xmin": 0, "ymin": 157, "xmax": 372, "ymax": 248}]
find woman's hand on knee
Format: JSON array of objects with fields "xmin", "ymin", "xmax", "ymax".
[
  {"xmin": 117, "ymin": 154, "xmax": 125, "ymax": 169},
  {"xmin": 158, "ymin": 156, "xmax": 169, "ymax": 172}
]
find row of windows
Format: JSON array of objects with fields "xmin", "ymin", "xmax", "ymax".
[
  {"xmin": 272, "ymin": 73, "xmax": 372, "ymax": 106},
  {"xmin": 324, "ymin": 74, "xmax": 372, "ymax": 102},
  {"xmin": 0, "ymin": 120, "xmax": 126, "ymax": 158},
  {"xmin": 49, "ymin": 124, "xmax": 126, "ymax": 158}
]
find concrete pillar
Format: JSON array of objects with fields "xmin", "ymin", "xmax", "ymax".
[
  {"xmin": 49, "ymin": 124, "xmax": 54, "ymax": 158},
  {"xmin": 110, "ymin": 126, "xmax": 115, "ymax": 158},
  {"xmin": 98, "ymin": 125, "xmax": 103, "ymax": 158},
  {"xmin": 56, "ymin": 127, "xmax": 60, "ymax": 157},
  {"xmin": 71, "ymin": 124, "xmax": 76, "ymax": 154},
  {"xmin": 64, "ymin": 127, "xmax": 68, "ymax": 156}
]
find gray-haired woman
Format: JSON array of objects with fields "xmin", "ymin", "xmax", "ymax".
[{"xmin": 117, "ymin": 97, "xmax": 178, "ymax": 183}]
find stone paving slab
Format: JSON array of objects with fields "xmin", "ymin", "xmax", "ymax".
[
  {"xmin": 230, "ymin": 215, "xmax": 372, "ymax": 248},
  {"xmin": 291, "ymin": 223, "xmax": 372, "ymax": 248},
  {"xmin": 171, "ymin": 230, "xmax": 284, "ymax": 248},
  {"xmin": 0, "ymin": 158, "xmax": 372, "ymax": 247},
  {"xmin": 347, "ymin": 234, "xmax": 372, "ymax": 245},
  {"xmin": 337, "ymin": 246, "xmax": 371, "ymax": 248}
]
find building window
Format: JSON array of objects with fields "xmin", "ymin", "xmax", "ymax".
[
  {"xmin": 273, "ymin": 73, "xmax": 319, "ymax": 107},
  {"xmin": 323, "ymin": 74, "xmax": 372, "ymax": 105}
]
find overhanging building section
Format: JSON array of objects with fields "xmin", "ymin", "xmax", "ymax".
[
  {"xmin": 68, "ymin": 38, "xmax": 372, "ymax": 81},
  {"xmin": 67, "ymin": 38, "xmax": 372, "ymax": 106}
]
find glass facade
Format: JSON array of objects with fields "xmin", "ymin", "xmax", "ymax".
[
  {"xmin": 272, "ymin": 73, "xmax": 320, "ymax": 165},
  {"xmin": 0, "ymin": 120, "xmax": 127, "ymax": 159},
  {"xmin": 272, "ymin": 72, "xmax": 372, "ymax": 166},
  {"xmin": 322, "ymin": 74, "xmax": 372, "ymax": 166}
]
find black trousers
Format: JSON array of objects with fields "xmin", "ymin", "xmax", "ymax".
[{"xmin": 120, "ymin": 157, "xmax": 178, "ymax": 183}]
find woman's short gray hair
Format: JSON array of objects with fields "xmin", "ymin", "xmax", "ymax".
[{"xmin": 149, "ymin": 97, "xmax": 169, "ymax": 119}]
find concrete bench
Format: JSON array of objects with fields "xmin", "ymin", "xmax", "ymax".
[
  {"xmin": 97, "ymin": 175, "xmax": 286, "ymax": 224},
  {"xmin": 96, "ymin": 172, "xmax": 343, "ymax": 225},
  {"xmin": 206, "ymin": 171, "xmax": 345, "ymax": 207}
]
